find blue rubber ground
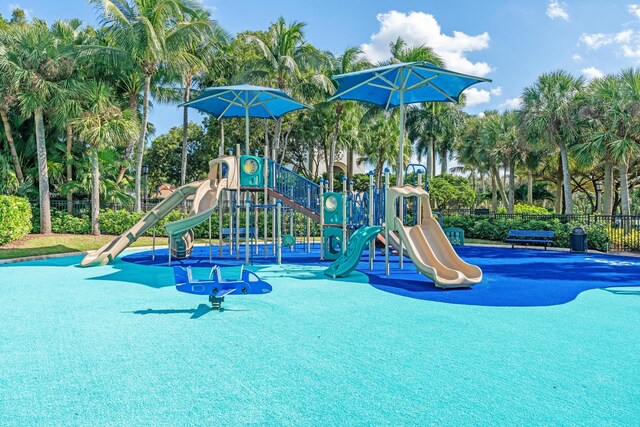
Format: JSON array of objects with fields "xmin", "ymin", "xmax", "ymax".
[{"xmin": 1, "ymin": 245, "xmax": 639, "ymax": 425}]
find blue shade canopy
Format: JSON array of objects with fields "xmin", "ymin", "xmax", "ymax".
[
  {"xmin": 181, "ymin": 84, "xmax": 310, "ymax": 120},
  {"xmin": 328, "ymin": 62, "xmax": 491, "ymax": 108},
  {"xmin": 328, "ymin": 62, "xmax": 491, "ymax": 184}
]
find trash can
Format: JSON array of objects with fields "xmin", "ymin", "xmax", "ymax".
[{"xmin": 570, "ymin": 227, "xmax": 588, "ymax": 253}]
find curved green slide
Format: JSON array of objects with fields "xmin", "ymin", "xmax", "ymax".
[{"xmin": 324, "ymin": 226, "xmax": 382, "ymax": 279}]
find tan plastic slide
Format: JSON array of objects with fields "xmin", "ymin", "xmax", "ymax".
[
  {"xmin": 81, "ymin": 156, "xmax": 237, "ymax": 267},
  {"xmin": 385, "ymin": 185, "xmax": 482, "ymax": 288}
]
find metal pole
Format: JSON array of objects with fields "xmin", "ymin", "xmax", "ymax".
[
  {"xmin": 342, "ymin": 176, "xmax": 347, "ymax": 254},
  {"xmin": 397, "ymin": 79, "xmax": 405, "ymax": 186},
  {"xmin": 235, "ymin": 143, "xmax": 241, "ymax": 259},
  {"xmin": 168, "ymin": 235, "xmax": 172, "ymax": 267},
  {"xmin": 368, "ymin": 171, "xmax": 374, "ymax": 270},
  {"xmin": 319, "ymin": 178, "xmax": 325, "ymax": 260},
  {"xmin": 384, "ymin": 168, "xmax": 390, "ymax": 276},
  {"xmin": 218, "ymin": 189, "xmax": 223, "ymax": 257},
  {"xmin": 417, "ymin": 171, "xmax": 423, "ymax": 226},
  {"xmin": 276, "ymin": 199, "xmax": 282, "ymax": 264},
  {"xmin": 264, "ymin": 144, "xmax": 269, "ymax": 258},
  {"xmin": 245, "ymin": 197, "xmax": 250, "ymax": 265},
  {"xmin": 152, "ymin": 226, "xmax": 156, "ymax": 261},
  {"xmin": 245, "ymin": 106, "xmax": 250, "ymax": 154},
  {"xmin": 209, "ymin": 214, "xmax": 212, "ymax": 263},
  {"xmin": 306, "ymin": 184, "xmax": 311, "ymax": 253}
]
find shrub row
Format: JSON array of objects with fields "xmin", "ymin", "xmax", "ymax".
[
  {"xmin": 30, "ymin": 208, "xmax": 319, "ymax": 239},
  {"xmin": 0, "ymin": 195, "xmax": 32, "ymax": 245},
  {"xmin": 443, "ymin": 215, "xmax": 610, "ymax": 251}
]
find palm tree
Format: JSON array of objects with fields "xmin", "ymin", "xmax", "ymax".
[
  {"xmin": 325, "ymin": 47, "xmax": 368, "ymax": 190},
  {"xmin": 71, "ymin": 82, "xmax": 139, "ymax": 235},
  {"xmin": 92, "ymin": 0, "xmax": 213, "ymax": 211},
  {"xmin": 247, "ymin": 17, "xmax": 332, "ymax": 159},
  {"xmin": 522, "ymin": 70, "xmax": 585, "ymax": 214},
  {"xmin": 0, "ymin": 19, "xmax": 78, "ymax": 233},
  {"xmin": 155, "ymin": 10, "xmax": 229, "ymax": 186}
]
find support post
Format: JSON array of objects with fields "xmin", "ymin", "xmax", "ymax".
[
  {"xmin": 384, "ymin": 168, "xmax": 390, "ymax": 276},
  {"xmin": 276, "ymin": 199, "xmax": 282, "ymax": 264},
  {"xmin": 209, "ymin": 214, "xmax": 212, "ymax": 263},
  {"xmin": 235, "ymin": 143, "xmax": 241, "ymax": 259},
  {"xmin": 368, "ymin": 171, "xmax": 375, "ymax": 270},
  {"xmin": 306, "ymin": 184, "xmax": 311, "ymax": 253},
  {"xmin": 152, "ymin": 226, "xmax": 156, "ymax": 261},
  {"xmin": 417, "ymin": 170, "xmax": 423, "ymax": 225},
  {"xmin": 319, "ymin": 178, "xmax": 325, "ymax": 260},
  {"xmin": 342, "ymin": 177, "xmax": 347, "ymax": 254},
  {"xmin": 245, "ymin": 197, "xmax": 250, "ymax": 266},
  {"xmin": 264, "ymin": 144, "xmax": 269, "ymax": 258},
  {"xmin": 168, "ymin": 235, "xmax": 172, "ymax": 267}
]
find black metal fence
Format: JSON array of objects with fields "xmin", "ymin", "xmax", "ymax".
[
  {"xmin": 441, "ymin": 209, "xmax": 640, "ymax": 252},
  {"xmin": 34, "ymin": 199, "xmax": 191, "ymax": 215}
]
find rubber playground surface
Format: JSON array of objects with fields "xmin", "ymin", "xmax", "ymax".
[{"xmin": 1, "ymin": 244, "xmax": 639, "ymax": 425}]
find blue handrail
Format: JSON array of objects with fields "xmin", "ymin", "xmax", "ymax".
[{"xmin": 267, "ymin": 160, "xmax": 321, "ymax": 214}]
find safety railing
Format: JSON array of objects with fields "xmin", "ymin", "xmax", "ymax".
[{"xmin": 267, "ymin": 160, "xmax": 321, "ymax": 214}]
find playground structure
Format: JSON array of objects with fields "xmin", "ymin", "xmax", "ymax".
[{"xmin": 81, "ymin": 145, "xmax": 482, "ymax": 289}]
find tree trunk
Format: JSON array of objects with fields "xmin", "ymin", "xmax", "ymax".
[
  {"xmin": 440, "ymin": 146, "xmax": 447, "ymax": 175},
  {"xmin": 117, "ymin": 91, "xmax": 140, "ymax": 184},
  {"xmin": 220, "ymin": 121, "xmax": 225, "ymax": 154},
  {"xmin": 603, "ymin": 157, "xmax": 613, "ymax": 215},
  {"xmin": 180, "ymin": 75, "xmax": 191, "ymax": 186},
  {"xmin": 508, "ymin": 158, "xmax": 516, "ymax": 214},
  {"xmin": 554, "ymin": 154, "xmax": 562, "ymax": 213},
  {"xmin": 1, "ymin": 110, "xmax": 24, "ymax": 184},
  {"xmin": 34, "ymin": 107, "xmax": 51, "ymax": 234},
  {"xmin": 135, "ymin": 74, "xmax": 152, "ymax": 212},
  {"xmin": 273, "ymin": 118, "xmax": 282, "ymax": 160},
  {"xmin": 66, "ymin": 124, "xmax": 73, "ymax": 213},
  {"xmin": 90, "ymin": 148, "xmax": 101, "ymax": 236},
  {"xmin": 558, "ymin": 140, "xmax": 573, "ymax": 214},
  {"xmin": 427, "ymin": 135, "xmax": 434, "ymax": 178},
  {"xmin": 619, "ymin": 158, "xmax": 630, "ymax": 215},
  {"xmin": 491, "ymin": 171, "xmax": 498, "ymax": 212},
  {"xmin": 329, "ymin": 104, "xmax": 343, "ymax": 192},
  {"xmin": 347, "ymin": 147, "xmax": 354, "ymax": 183},
  {"xmin": 491, "ymin": 165, "xmax": 508, "ymax": 208},
  {"xmin": 527, "ymin": 170, "xmax": 534, "ymax": 205}
]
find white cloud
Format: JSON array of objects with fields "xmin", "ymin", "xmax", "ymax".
[
  {"xmin": 581, "ymin": 66, "xmax": 605, "ymax": 80},
  {"xmin": 581, "ymin": 30, "xmax": 634, "ymax": 49},
  {"xmin": 463, "ymin": 88, "xmax": 492, "ymax": 106},
  {"xmin": 490, "ymin": 86, "xmax": 503, "ymax": 96},
  {"xmin": 623, "ymin": 45, "xmax": 640, "ymax": 58},
  {"xmin": 629, "ymin": 4, "xmax": 640, "ymax": 19},
  {"xmin": 499, "ymin": 97, "xmax": 523, "ymax": 110},
  {"xmin": 360, "ymin": 10, "xmax": 492, "ymax": 77},
  {"xmin": 546, "ymin": 1, "xmax": 569, "ymax": 21},
  {"xmin": 572, "ymin": 53, "xmax": 583, "ymax": 61},
  {"xmin": 7, "ymin": 3, "xmax": 32, "ymax": 19}
]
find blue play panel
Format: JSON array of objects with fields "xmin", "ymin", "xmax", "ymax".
[{"xmin": 122, "ymin": 243, "xmax": 640, "ymax": 307}]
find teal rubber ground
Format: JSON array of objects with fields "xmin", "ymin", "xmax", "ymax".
[{"xmin": 0, "ymin": 250, "xmax": 638, "ymax": 425}]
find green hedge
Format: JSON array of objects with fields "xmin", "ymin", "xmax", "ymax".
[
  {"xmin": 30, "ymin": 208, "xmax": 319, "ymax": 239},
  {"xmin": 443, "ymin": 215, "xmax": 610, "ymax": 251},
  {"xmin": 0, "ymin": 195, "xmax": 32, "ymax": 245}
]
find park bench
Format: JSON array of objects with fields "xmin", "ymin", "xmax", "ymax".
[
  {"xmin": 505, "ymin": 230, "xmax": 555, "ymax": 250},
  {"xmin": 221, "ymin": 227, "xmax": 256, "ymax": 243}
]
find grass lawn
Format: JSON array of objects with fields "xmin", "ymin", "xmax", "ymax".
[
  {"xmin": 0, "ymin": 234, "xmax": 507, "ymax": 261},
  {"xmin": 0, "ymin": 234, "xmax": 180, "ymax": 260},
  {"xmin": 466, "ymin": 238, "xmax": 509, "ymax": 246}
]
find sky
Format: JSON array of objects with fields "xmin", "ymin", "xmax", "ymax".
[{"xmin": 5, "ymin": 0, "xmax": 640, "ymax": 138}]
